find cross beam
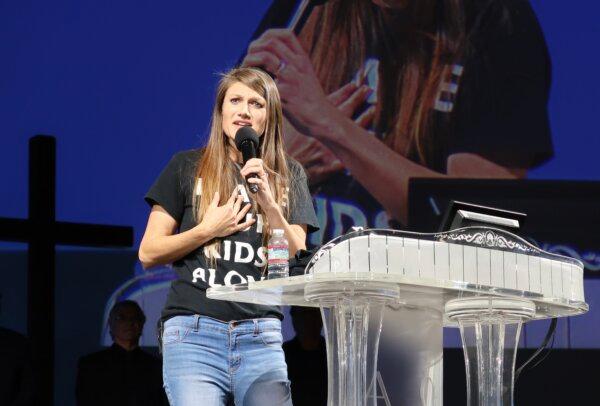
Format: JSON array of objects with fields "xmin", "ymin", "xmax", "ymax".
[
  {"xmin": 0, "ymin": 135, "xmax": 133, "ymax": 405},
  {"xmin": 0, "ymin": 218, "xmax": 133, "ymax": 247}
]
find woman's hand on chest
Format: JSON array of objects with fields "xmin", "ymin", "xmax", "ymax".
[{"xmin": 198, "ymin": 189, "xmax": 255, "ymax": 238}]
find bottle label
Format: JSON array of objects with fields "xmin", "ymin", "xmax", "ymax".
[{"xmin": 268, "ymin": 245, "xmax": 288, "ymax": 264}]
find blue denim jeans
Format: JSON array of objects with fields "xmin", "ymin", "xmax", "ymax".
[{"xmin": 162, "ymin": 315, "xmax": 292, "ymax": 406}]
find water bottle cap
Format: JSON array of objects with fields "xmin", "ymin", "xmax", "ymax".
[{"xmin": 272, "ymin": 229, "xmax": 284, "ymax": 237}]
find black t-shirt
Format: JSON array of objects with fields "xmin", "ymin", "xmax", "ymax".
[
  {"xmin": 249, "ymin": 0, "xmax": 554, "ymax": 245},
  {"xmin": 145, "ymin": 149, "xmax": 319, "ymax": 322}
]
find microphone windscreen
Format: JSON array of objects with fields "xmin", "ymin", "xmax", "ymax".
[{"xmin": 235, "ymin": 127, "xmax": 259, "ymax": 151}]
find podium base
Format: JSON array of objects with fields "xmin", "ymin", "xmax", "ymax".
[
  {"xmin": 446, "ymin": 297, "xmax": 536, "ymax": 406},
  {"xmin": 305, "ymin": 281, "xmax": 444, "ymax": 406},
  {"xmin": 305, "ymin": 281, "xmax": 398, "ymax": 406}
]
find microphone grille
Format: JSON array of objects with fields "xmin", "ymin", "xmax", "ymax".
[{"xmin": 234, "ymin": 127, "xmax": 259, "ymax": 150}]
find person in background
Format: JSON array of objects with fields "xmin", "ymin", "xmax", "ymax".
[
  {"xmin": 75, "ymin": 300, "xmax": 167, "ymax": 406},
  {"xmin": 0, "ymin": 293, "xmax": 35, "ymax": 406}
]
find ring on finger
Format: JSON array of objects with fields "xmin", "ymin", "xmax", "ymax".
[{"xmin": 276, "ymin": 59, "xmax": 287, "ymax": 76}]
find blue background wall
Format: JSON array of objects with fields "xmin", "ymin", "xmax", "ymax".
[
  {"xmin": 1, "ymin": 0, "xmax": 598, "ymax": 241},
  {"xmin": 1, "ymin": 1, "xmax": 599, "ymax": 403},
  {"xmin": 1, "ymin": 0, "xmax": 271, "ymax": 241},
  {"xmin": 2, "ymin": 0, "xmax": 599, "ymax": 347}
]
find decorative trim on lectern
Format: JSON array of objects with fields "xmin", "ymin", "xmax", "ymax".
[
  {"xmin": 435, "ymin": 229, "xmax": 538, "ymax": 254},
  {"xmin": 308, "ymin": 242, "xmax": 336, "ymax": 267}
]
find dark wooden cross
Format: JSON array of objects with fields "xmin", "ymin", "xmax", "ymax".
[{"xmin": 0, "ymin": 135, "xmax": 133, "ymax": 405}]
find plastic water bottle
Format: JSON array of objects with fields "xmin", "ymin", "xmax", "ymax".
[{"xmin": 267, "ymin": 229, "xmax": 289, "ymax": 279}]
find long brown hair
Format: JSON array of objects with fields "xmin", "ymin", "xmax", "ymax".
[
  {"xmin": 298, "ymin": 0, "xmax": 467, "ymax": 166},
  {"xmin": 194, "ymin": 67, "xmax": 290, "ymax": 258}
]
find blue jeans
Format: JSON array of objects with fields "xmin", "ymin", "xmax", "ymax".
[{"xmin": 162, "ymin": 315, "xmax": 292, "ymax": 406}]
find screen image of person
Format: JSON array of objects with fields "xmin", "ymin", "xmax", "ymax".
[
  {"xmin": 139, "ymin": 67, "xmax": 319, "ymax": 405},
  {"xmin": 243, "ymin": 0, "xmax": 553, "ymax": 243}
]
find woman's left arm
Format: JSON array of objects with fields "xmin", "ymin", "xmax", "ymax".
[
  {"xmin": 264, "ymin": 209, "xmax": 308, "ymax": 255},
  {"xmin": 310, "ymin": 112, "xmax": 524, "ymax": 225},
  {"xmin": 240, "ymin": 158, "xmax": 308, "ymax": 255}
]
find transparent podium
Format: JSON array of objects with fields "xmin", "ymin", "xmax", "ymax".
[{"xmin": 208, "ymin": 227, "xmax": 588, "ymax": 405}]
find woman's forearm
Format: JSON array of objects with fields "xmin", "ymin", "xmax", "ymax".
[
  {"xmin": 308, "ymin": 109, "xmax": 522, "ymax": 224},
  {"xmin": 139, "ymin": 225, "xmax": 214, "ymax": 269},
  {"xmin": 309, "ymin": 109, "xmax": 443, "ymax": 224},
  {"xmin": 264, "ymin": 206, "xmax": 306, "ymax": 257}
]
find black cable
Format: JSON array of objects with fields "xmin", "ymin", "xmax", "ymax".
[
  {"xmin": 514, "ymin": 317, "xmax": 557, "ymax": 382},
  {"xmin": 528, "ymin": 332, "xmax": 556, "ymax": 370}
]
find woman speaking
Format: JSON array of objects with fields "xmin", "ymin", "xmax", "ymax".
[{"xmin": 139, "ymin": 67, "xmax": 318, "ymax": 405}]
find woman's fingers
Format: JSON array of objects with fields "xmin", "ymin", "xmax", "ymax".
[
  {"xmin": 310, "ymin": 160, "xmax": 344, "ymax": 178},
  {"xmin": 240, "ymin": 158, "xmax": 267, "ymax": 179},
  {"xmin": 355, "ymin": 105, "xmax": 376, "ymax": 129},
  {"xmin": 227, "ymin": 188, "xmax": 238, "ymax": 206},
  {"xmin": 210, "ymin": 191, "xmax": 220, "ymax": 207},
  {"xmin": 244, "ymin": 31, "xmax": 311, "ymax": 88},
  {"xmin": 246, "ymin": 177, "xmax": 262, "ymax": 187},
  {"xmin": 236, "ymin": 217, "xmax": 256, "ymax": 232},
  {"xmin": 232, "ymin": 194, "xmax": 243, "ymax": 213},
  {"xmin": 306, "ymin": 161, "xmax": 344, "ymax": 185},
  {"xmin": 302, "ymin": 141, "xmax": 344, "ymax": 185},
  {"xmin": 235, "ymin": 203, "xmax": 252, "ymax": 223},
  {"xmin": 327, "ymin": 82, "xmax": 359, "ymax": 107},
  {"xmin": 327, "ymin": 82, "xmax": 372, "ymax": 116},
  {"xmin": 294, "ymin": 138, "xmax": 321, "ymax": 157},
  {"xmin": 244, "ymin": 30, "xmax": 306, "ymax": 79},
  {"xmin": 259, "ymin": 29, "xmax": 306, "ymax": 57},
  {"xmin": 247, "ymin": 36, "xmax": 299, "ymax": 70},
  {"xmin": 273, "ymin": 63, "xmax": 302, "ymax": 88},
  {"xmin": 246, "ymin": 177, "xmax": 274, "ymax": 213},
  {"xmin": 242, "ymin": 51, "xmax": 280, "ymax": 74},
  {"xmin": 329, "ymin": 159, "xmax": 344, "ymax": 172},
  {"xmin": 337, "ymin": 85, "xmax": 373, "ymax": 117},
  {"xmin": 303, "ymin": 149, "xmax": 326, "ymax": 168}
]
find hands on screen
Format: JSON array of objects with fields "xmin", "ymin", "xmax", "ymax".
[{"xmin": 243, "ymin": 29, "xmax": 375, "ymax": 185}]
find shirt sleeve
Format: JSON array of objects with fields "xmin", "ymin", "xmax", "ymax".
[
  {"xmin": 144, "ymin": 152, "xmax": 191, "ymax": 223},
  {"xmin": 449, "ymin": 0, "xmax": 554, "ymax": 169},
  {"xmin": 287, "ymin": 159, "xmax": 320, "ymax": 234}
]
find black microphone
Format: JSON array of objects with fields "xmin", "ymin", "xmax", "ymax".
[{"xmin": 235, "ymin": 126, "xmax": 260, "ymax": 193}]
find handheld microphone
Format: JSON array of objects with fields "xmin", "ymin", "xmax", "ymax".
[{"xmin": 234, "ymin": 127, "xmax": 260, "ymax": 193}]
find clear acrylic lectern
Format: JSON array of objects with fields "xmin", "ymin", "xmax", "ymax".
[{"xmin": 208, "ymin": 227, "xmax": 588, "ymax": 406}]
